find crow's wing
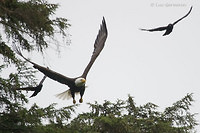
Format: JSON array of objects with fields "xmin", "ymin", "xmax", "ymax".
[
  {"xmin": 172, "ymin": 6, "xmax": 193, "ymax": 25},
  {"xmin": 14, "ymin": 85, "xmax": 42, "ymax": 97},
  {"xmin": 14, "ymin": 86, "xmax": 36, "ymax": 91},
  {"xmin": 14, "ymin": 75, "xmax": 47, "ymax": 97},
  {"xmin": 140, "ymin": 26, "xmax": 167, "ymax": 32},
  {"xmin": 81, "ymin": 17, "xmax": 108, "ymax": 78},
  {"xmin": 39, "ymin": 75, "xmax": 47, "ymax": 85},
  {"xmin": 30, "ymin": 75, "xmax": 47, "ymax": 97},
  {"xmin": 29, "ymin": 84, "xmax": 43, "ymax": 97},
  {"xmin": 14, "ymin": 46, "xmax": 75, "ymax": 86}
]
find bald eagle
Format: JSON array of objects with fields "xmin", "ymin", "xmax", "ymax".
[
  {"xmin": 14, "ymin": 17, "xmax": 108, "ymax": 104},
  {"xmin": 14, "ymin": 75, "xmax": 47, "ymax": 97},
  {"xmin": 140, "ymin": 6, "xmax": 192, "ymax": 36}
]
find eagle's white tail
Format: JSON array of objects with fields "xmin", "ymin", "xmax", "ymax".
[
  {"xmin": 55, "ymin": 89, "xmax": 80, "ymax": 100},
  {"xmin": 55, "ymin": 89, "xmax": 72, "ymax": 100}
]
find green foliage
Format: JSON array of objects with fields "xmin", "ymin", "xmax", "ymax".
[
  {"xmin": 0, "ymin": 1, "xmax": 72, "ymax": 132},
  {"xmin": 0, "ymin": 102, "xmax": 77, "ymax": 133},
  {"xmin": 0, "ymin": 41, "xmax": 17, "ymax": 64},
  {"xmin": 0, "ymin": 0, "xmax": 70, "ymax": 52},
  {"xmin": 2, "ymin": 94, "xmax": 195, "ymax": 133},
  {"xmin": 68, "ymin": 94, "xmax": 197, "ymax": 133}
]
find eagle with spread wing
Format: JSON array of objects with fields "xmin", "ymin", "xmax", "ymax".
[
  {"xmin": 15, "ymin": 17, "xmax": 108, "ymax": 104},
  {"xmin": 140, "ymin": 6, "xmax": 192, "ymax": 36}
]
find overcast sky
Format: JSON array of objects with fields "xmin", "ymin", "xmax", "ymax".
[{"xmin": 24, "ymin": 0, "xmax": 200, "ymax": 131}]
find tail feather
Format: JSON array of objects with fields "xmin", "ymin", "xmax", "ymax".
[
  {"xmin": 56, "ymin": 89, "xmax": 72, "ymax": 100},
  {"xmin": 55, "ymin": 89, "xmax": 80, "ymax": 100}
]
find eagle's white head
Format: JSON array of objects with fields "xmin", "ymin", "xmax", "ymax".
[{"xmin": 75, "ymin": 78, "xmax": 86, "ymax": 87}]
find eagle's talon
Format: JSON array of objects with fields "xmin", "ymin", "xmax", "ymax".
[
  {"xmin": 79, "ymin": 98, "xmax": 83, "ymax": 103},
  {"xmin": 73, "ymin": 99, "xmax": 76, "ymax": 104}
]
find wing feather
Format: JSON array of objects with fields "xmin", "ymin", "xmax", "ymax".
[
  {"xmin": 140, "ymin": 26, "xmax": 167, "ymax": 32},
  {"xmin": 173, "ymin": 6, "xmax": 192, "ymax": 25},
  {"xmin": 39, "ymin": 75, "xmax": 47, "ymax": 85},
  {"xmin": 13, "ymin": 45, "xmax": 74, "ymax": 86},
  {"xmin": 82, "ymin": 17, "xmax": 108, "ymax": 78}
]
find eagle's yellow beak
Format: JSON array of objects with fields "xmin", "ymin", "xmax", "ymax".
[{"xmin": 81, "ymin": 78, "xmax": 86, "ymax": 83}]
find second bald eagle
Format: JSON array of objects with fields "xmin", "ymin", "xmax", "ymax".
[{"xmin": 15, "ymin": 17, "xmax": 108, "ymax": 104}]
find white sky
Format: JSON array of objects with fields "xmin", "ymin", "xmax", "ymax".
[{"xmin": 24, "ymin": 0, "xmax": 200, "ymax": 131}]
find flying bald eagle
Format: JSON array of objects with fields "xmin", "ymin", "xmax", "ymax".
[
  {"xmin": 140, "ymin": 6, "xmax": 192, "ymax": 36},
  {"xmin": 14, "ymin": 75, "xmax": 47, "ymax": 97},
  {"xmin": 14, "ymin": 17, "xmax": 108, "ymax": 104}
]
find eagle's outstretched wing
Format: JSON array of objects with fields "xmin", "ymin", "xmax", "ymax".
[
  {"xmin": 82, "ymin": 17, "xmax": 108, "ymax": 78},
  {"xmin": 14, "ymin": 46, "xmax": 75, "ymax": 87},
  {"xmin": 172, "ymin": 6, "xmax": 193, "ymax": 25}
]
